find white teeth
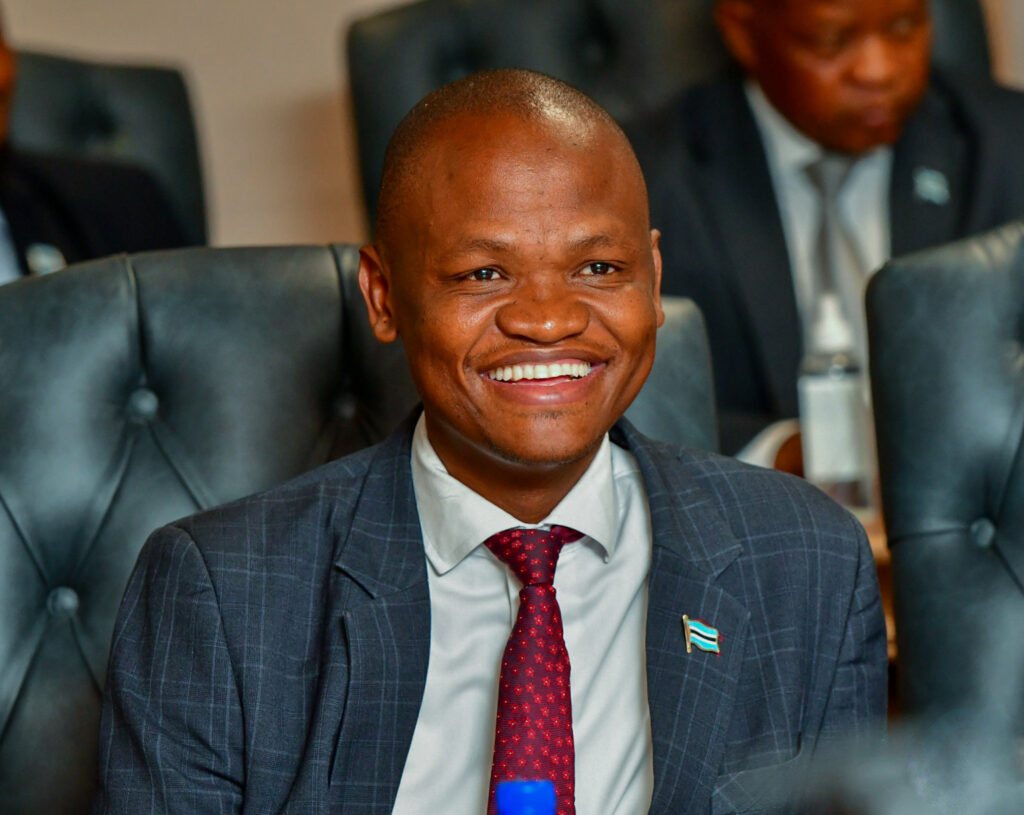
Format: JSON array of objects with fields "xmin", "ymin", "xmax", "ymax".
[{"xmin": 487, "ymin": 361, "xmax": 592, "ymax": 382}]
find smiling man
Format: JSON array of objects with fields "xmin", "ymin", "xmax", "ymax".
[
  {"xmin": 627, "ymin": 0, "xmax": 1024, "ymax": 454},
  {"xmin": 96, "ymin": 70, "xmax": 885, "ymax": 815}
]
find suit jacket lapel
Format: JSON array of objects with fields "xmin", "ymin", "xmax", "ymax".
[
  {"xmin": 690, "ymin": 78, "xmax": 802, "ymax": 416},
  {"xmin": 890, "ymin": 80, "xmax": 971, "ymax": 256},
  {"xmin": 329, "ymin": 418, "xmax": 431, "ymax": 811},
  {"xmin": 616, "ymin": 424, "xmax": 751, "ymax": 815}
]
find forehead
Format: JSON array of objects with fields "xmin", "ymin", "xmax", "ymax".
[
  {"xmin": 419, "ymin": 109, "xmax": 605, "ymax": 179},
  {"xmin": 392, "ymin": 110, "xmax": 646, "ymax": 251},
  {"xmin": 769, "ymin": 0, "xmax": 928, "ymax": 25}
]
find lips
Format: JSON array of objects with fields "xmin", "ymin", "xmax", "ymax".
[
  {"xmin": 486, "ymin": 360, "xmax": 593, "ymax": 382},
  {"xmin": 855, "ymin": 102, "xmax": 900, "ymax": 130}
]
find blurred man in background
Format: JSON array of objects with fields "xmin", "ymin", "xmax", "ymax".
[
  {"xmin": 628, "ymin": 0, "xmax": 1024, "ymax": 455},
  {"xmin": 0, "ymin": 12, "xmax": 188, "ymax": 284}
]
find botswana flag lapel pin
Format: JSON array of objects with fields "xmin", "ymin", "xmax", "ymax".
[{"xmin": 682, "ymin": 614, "xmax": 721, "ymax": 655}]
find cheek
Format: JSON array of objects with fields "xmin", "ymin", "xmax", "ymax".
[
  {"xmin": 609, "ymin": 300, "xmax": 660, "ymax": 370},
  {"xmin": 404, "ymin": 309, "xmax": 488, "ymax": 390},
  {"xmin": 763, "ymin": 56, "xmax": 843, "ymax": 124},
  {"xmin": 802, "ymin": 71, "xmax": 849, "ymax": 120}
]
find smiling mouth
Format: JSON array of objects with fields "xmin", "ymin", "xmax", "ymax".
[{"xmin": 486, "ymin": 361, "xmax": 593, "ymax": 382}]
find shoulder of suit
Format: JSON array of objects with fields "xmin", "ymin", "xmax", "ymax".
[
  {"xmin": 155, "ymin": 441, "xmax": 381, "ymax": 562},
  {"xmin": 928, "ymin": 68, "xmax": 1024, "ymax": 129},
  {"xmin": 644, "ymin": 440, "xmax": 864, "ymax": 548},
  {"xmin": 618, "ymin": 68, "xmax": 749, "ymax": 180}
]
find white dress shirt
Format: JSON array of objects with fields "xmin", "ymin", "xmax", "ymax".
[
  {"xmin": 745, "ymin": 81, "xmax": 893, "ymax": 337},
  {"xmin": 392, "ymin": 415, "xmax": 654, "ymax": 815}
]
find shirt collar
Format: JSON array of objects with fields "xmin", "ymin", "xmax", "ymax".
[{"xmin": 410, "ymin": 414, "xmax": 620, "ymax": 575}]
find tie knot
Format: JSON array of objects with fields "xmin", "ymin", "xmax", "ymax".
[
  {"xmin": 805, "ymin": 153, "xmax": 856, "ymax": 199},
  {"xmin": 485, "ymin": 525, "xmax": 583, "ymax": 586}
]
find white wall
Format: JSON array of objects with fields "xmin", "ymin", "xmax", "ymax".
[
  {"xmin": 5, "ymin": 0, "xmax": 406, "ymax": 247},
  {"xmin": 7, "ymin": 0, "xmax": 1024, "ymax": 248}
]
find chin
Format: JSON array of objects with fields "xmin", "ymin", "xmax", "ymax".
[{"xmin": 484, "ymin": 427, "xmax": 608, "ymax": 470}]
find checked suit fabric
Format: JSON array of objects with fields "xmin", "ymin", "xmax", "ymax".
[{"xmin": 485, "ymin": 525, "xmax": 583, "ymax": 815}]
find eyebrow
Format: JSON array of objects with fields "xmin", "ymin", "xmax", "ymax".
[{"xmin": 452, "ymin": 233, "xmax": 621, "ymax": 256}]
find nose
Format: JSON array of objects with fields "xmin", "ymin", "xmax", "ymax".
[
  {"xmin": 495, "ymin": 277, "xmax": 589, "ymax": 343},
  {"xmin": 849, "ymin": 34, "xmax": 902, "ymax": 88}
]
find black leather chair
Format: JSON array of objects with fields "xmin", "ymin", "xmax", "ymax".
[
  {"xmin": 9, "ymin": 50, "xmax": 207, "ymax": 245},
  {"xmin": 628, "ymin": 296, "xmax": 717, "ymax": 452},
  {"xmin": 0, "ymin": 245, "xmax": 417, "ymax": 813},
  {"xmin": 867, "ymin": 220, "xmax": 1024, "ymax": 725},
  {"xmin": 344, "ymin": 0, "xmax": 991, "ymax": 222},
  {"xmin": 0, "ymin": 245, "xmax": 714, "ymax": 813}
]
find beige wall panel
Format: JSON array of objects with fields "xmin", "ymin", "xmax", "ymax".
[{"xmin": 983, "ymin": 0, "xmax": 1024, "ymax": 87}]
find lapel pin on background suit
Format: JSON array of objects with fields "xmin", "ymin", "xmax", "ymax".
[
  {"xmin": 913, "ymin": 167, "xmax": 950, "ymax": 206},
  {"xmin": 682, "ymin": 614, "xmax": 721, "ymax": 655}
]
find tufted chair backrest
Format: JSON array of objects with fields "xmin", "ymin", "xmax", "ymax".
[
  {"xmin": 344, "ymin": 0, "xmax": 991, "ymax": 223},
  {"xmin": 627, "ymin": 296, "xmax": 717, "ymax": 453},
  {"xmin": 9, "ymin": 50, "xmax": 207, "ymax": 245},
  {"xmin": 868, "ymin": 220, "xmax": 1024, "ymax": 725},
  {"xmin": 0, "ymin": 245, "xmax": 715, "ymax": 812},
  {"xmin": 0, "ymin": 245, "xmax": 419, "ymax": 813}
]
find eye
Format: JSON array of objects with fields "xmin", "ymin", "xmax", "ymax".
[
  {"xmin": 466, "ymin": 267, "xmax": 501, "ymax": 281},
  {"xmin": 806, "ymin": 27, "xmax": 853, "ymax": 56},
  {"xmin": 888, "ymin": 14, "xmax": 921, "ymax": 39},
  {"xmin": 581, "ymin": 262, "xmax": 616, "ymax": 276}
]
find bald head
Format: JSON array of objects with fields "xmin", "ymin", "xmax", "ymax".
[{"xmin": 374, "ymin": 68, "xmax": 645, "ymax": 248}]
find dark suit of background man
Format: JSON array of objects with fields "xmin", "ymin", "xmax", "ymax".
[
  {"xmin": 627, "ymin": 0, "xmax": 1024, "ymax": 454},
  {"xmin": 96, "ymin": 69, "xmax": 886, "ymax": 815},
  {"xmin": 0, "ymin": 15, "xmax": 188, "ymax": 284}
]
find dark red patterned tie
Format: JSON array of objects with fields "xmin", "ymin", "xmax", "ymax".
[{"xmin": 485, "ymin": 525, "xmax": 583, "ymax": 815}]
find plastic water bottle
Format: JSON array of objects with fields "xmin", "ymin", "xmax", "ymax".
[
  {"xmin": 797, "ymin": 294, "xmax": 874, "ymax": 510},
  {"xmin": 495, "ymin": 780, "xmax": 556, "ymax": 815}
]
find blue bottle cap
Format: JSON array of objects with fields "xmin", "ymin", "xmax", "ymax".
[{"xmin": 495, "ymin": 780, "xmax": 556, "ymax": 815}]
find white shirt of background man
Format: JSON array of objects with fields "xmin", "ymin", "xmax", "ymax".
[{"xmin": 745, "ymin": 80, "xmax": 893, "ymax": 326}]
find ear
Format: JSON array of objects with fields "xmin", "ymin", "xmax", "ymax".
[
  {"xmin": 358, "ymin": 245, "xmax": 399, "ymax": 344},
  {"xmin": 650, "ymin": 228, "xmax": 665, "ymax": 328},
  {"xmin": 714, "ymin": 0, "xmax": 759, "ymax": 74}
]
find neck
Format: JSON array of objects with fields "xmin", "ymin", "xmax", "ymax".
[{"xmin": 425, "ymin": 421, "xmax": 601, "ymax": 524}]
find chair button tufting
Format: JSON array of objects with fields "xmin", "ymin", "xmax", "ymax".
[
  {"xmin": 969, "ymin": 518, "xmax": 996, "ymax": 548},
  {"xmin": 128, "ymin": 387, "xmax": 159, "ymax": 421},
  {"xmin": 47, "ymin": 587, "xmax": 80, "ymax": 619}
]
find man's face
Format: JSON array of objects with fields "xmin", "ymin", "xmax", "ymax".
[
  {"xmin": 720, "ymin": 0, "xmax": 932, "ymax": 155},
  {"xmin": 361, "ymin": 112, "xmax": 663, "ymax": 479}
]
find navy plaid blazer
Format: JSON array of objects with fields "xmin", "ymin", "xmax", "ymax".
[{"xmin": 95, "ymin": 416, "xmax": 886, "ymax": 814}]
